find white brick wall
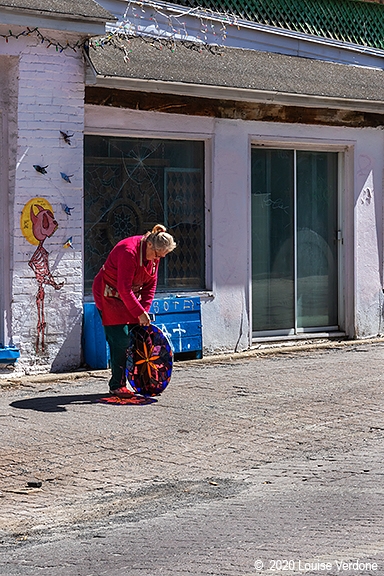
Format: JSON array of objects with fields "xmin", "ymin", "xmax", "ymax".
[{"xmin": 1, "ymin": 27, "xmax": 85, "ymax": 374}]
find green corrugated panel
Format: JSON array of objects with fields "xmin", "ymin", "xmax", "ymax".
[{"xmin": 172, "ymin": 0, "xmax": 384, "ymax": 49}]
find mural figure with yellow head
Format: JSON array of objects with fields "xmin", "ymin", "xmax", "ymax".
[{"xmin": 21, "ymin": 200, "xmax": 64, "ymax": 352}]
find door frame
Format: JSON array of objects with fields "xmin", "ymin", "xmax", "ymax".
[{"xmin": 248, "ymin": 136, "xmax": 355, "ymax": 343}]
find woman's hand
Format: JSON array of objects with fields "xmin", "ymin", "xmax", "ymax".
[{"xmin": 138, "ymin": 311, "xmax": 151, "ymax": 326}]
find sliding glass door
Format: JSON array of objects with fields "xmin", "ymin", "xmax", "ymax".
[{"xmin": 251, "ymin": 147, "xmax": 339, "ymax": 335}]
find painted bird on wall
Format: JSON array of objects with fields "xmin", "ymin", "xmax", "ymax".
[
  {"xmin": 33, "ymin": 164, "xmax": 48, "ymax": 174},
  {"xmin": 60, "ymin": 131, "xmax": 74, "ymax": 145}
]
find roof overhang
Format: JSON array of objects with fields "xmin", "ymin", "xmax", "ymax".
[
  {"xmin": 85, "ymin": 66, "xmax": 384, "ymax": 115},
  {"xmin": 84, "ymin": 36, "xmax": 384, "ymax": 115}
]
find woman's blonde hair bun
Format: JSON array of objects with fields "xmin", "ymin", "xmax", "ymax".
[
  {"xmin": 147, "ymin": 224, "xmax": 177, "ymax": 253},
  {"xmin": 151, "ymin": 224, "xmax": 167, "ymax": 235}
]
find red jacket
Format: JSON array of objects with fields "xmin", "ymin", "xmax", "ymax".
[{"xmin": 92, "ymin": 235, "xmax": 159, "ymax": 325}]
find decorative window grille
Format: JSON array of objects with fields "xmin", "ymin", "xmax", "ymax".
[
  {"xmin": 84, "ymin": 136, "xmax": 205, "ymax": 295},
  {"xmin": 172, "ymin": 0, "xmax": 384, "ymax": 50}
]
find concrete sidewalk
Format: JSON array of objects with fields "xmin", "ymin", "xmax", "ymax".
[{"xmin": 0, "ymin": 340, "xmax": 383, "ymax": 575}]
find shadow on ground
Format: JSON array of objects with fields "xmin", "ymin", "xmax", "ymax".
[{"xmin": 9, "ymin": 393, "xmax": 156, "ymax": 412}]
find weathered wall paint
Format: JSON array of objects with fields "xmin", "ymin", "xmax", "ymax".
[
  {"xmin": 0, "ymin": 54, "xmax": 18, "ymax": 350},
  {"xmin": 0, "ymin": 26, "xmax": 84, "ymax": 374},
  {"xmin": 355, "ymin": 151, "xmax": 384, "ymax": 337}
]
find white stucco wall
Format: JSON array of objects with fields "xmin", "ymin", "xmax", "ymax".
[
  {"xmin": 85, "ymin": 104, "xmax": 384, "ymax": 354},
  {"xmin": 0, "ymin": 26, "xmax": 85, "ymax": 374},
  {"xmin": 0, "ymin": 54, "xmax": 17, "ymax": 349},
  {"xmin": 207, "ymin": 120, "xmax": 250, "ymax": 353},
  {"xmin": 354, "ymin": 139, "xmax": 384, "ymax": 337}
]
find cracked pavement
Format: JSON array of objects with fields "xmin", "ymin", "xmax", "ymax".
[{"xmin": 0, "ymin": 341, "xmax": 383, "ymax": 575}]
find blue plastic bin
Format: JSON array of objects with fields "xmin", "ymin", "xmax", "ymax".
[
  {"xmin": 150, "ymin": 296, "xmax": 202, "ymax": 357},
  {"xmin": 82, "ymin": 296, "xmax": 202, "ymax": 369},
  {"xmin": 83, "ymin": 303, "xmax": 110, "ymax": 369},
  {"xmin": 0, "ymin": 346, "xmax": 20, "ymax": 364}
]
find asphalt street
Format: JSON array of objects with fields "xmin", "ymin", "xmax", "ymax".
[{"xmin": 0, "ymin": 340, "xmax": 383, "ymax": 575}]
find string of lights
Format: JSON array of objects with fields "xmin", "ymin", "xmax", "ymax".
[
  {"xmin": 0, "ymin": 1, "xmax": 247, "ymax": 58},
  {"xmin": 114, "ymin": 0, "xmax": 243, "ymax": 39},
  {"xmin": 0, "ymin": 1, "xmax": 243, "ymax": 58},
  {"xmin": 0, "ymin": 26, "xmax": 81, "ymax": 52},
  {"xmin": 87, "ymin": 0, "xmax": 240, "ymax": 58}
]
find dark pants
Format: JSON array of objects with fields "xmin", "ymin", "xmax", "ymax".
[{"xmin": 104, "ymin": 324, "xmax": 134, "ymax": 390}]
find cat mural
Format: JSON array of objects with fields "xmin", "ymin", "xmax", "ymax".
[{"xmin": 27, "ymin": 203, "xmax": 64, "ymax": 352}]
